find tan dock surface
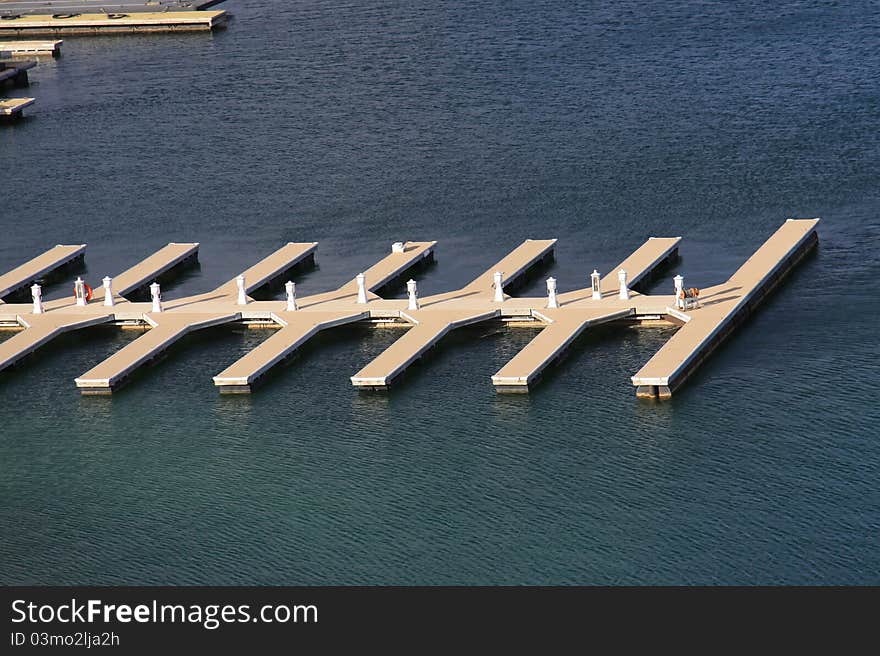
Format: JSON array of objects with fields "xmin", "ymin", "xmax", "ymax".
[
  {"xmin": 213, "ymin": 311, "xmax": 367, "ymax": 391},
  {"xmin": 0, "ymin": 244, "xmax": 85, "ymax": 300},
  {"xmin": 0, "ymin": 313, "xmax": 110, "ymax": 372},
  {"xmin": 0, "ymin": 11, "xmax": 227, "ymax": 35},
  {"xmin": 0, "ymin": 40, "xmax": 62, "ymax": 56},
  {"xmin": 350, "ymin": 309, "xmax": 498, "ymax": 387},
  {"xmin": 75, "ymin": 312, "xmax": 237, "ymax": 391},
  {"xmin": 338, "ymin": 241, "xmax": 436, "ymax": 295},
  {"xmin": 84, "ymin": 242, "xmax": 200, "ymax": 301},
  {"xmin": 558, "ymin": 236, "xmax": 680, "ymax": 304},
  {"xmin": 0, "ymin": 96, "xmax": 32, "ymax": 115},
  {"xmin": 0, "ymin": 222, "xmax": 819, "ymax": 400},
  {"xmin": 631, "ymin": 219, "xmax": 819, "ymax": 397},
  {"xmin": 213, "ymin": 242, "xmax": 318, "ymax": 297},
  {"xmin": 492, "ymin": 308, "xmax": 633, "ymax": 389},
  {"xmin": 464, "ymin": 239, "xmax": 556, "ymax": 294}
]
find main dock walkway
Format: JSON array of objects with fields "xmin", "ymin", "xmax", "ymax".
[{"xmin": 0, "ymin": 220, "xmax": 819, "ymax": 400}]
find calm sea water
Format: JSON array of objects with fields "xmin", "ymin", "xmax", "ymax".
[{"xmin": 1, "ymin": 0, "xmax": 878, "ymax": 584}]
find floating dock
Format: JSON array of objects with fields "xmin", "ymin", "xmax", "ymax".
[
  {"xmin": 0, "ymin": 40, "xmax": 62, "ymax": 57},
  {"xmin": 0, "ymin": 94, "xmax": 32, "ymax": 117},
  {"xmin": 0, "ymin": 11, "xmax": 227, "ymax": 36},
  {"xmin": 0, "ymin": 244, "xmax": 85, "ymax": 300},
  {"xmin": 0, "ymin": 220, "xmax": 819, "ymax": 400},
  {"xmin": 631, "ymin": 219, "xmax": 819, "ymax": 398}
]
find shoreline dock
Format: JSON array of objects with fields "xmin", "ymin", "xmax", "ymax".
[{"xmin": 0, "ymin": 220, "xmax": 819, "ymax": 401}]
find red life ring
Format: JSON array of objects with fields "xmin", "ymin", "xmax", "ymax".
[{"xmin": 73, "ymin": 283, "xmax": 93, "ymax": 302}]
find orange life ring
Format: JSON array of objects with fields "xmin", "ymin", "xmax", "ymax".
[{"xmin": 74, "ymin": 283, "xmax": 93, "ymax": 302}]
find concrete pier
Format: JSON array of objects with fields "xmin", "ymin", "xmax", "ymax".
[{"xmin": 0, "ymin": 221, "xmax": 819, "ymax": 401}]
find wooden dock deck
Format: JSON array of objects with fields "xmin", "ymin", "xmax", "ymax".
[
  {"xmin": 74, "ymin": 313, "xmax": 236, "ymax": 393},
  {"xmin": 0, "ymin": 96, "xmax": 33, "ymax": 117},
  {"xmin": 0, "ymin": 40, "xmax": 62, "ymax": 57},
  {"xmin": 0, "ymin": 221, "xmax": 819, "ymax": 401},
  {"xmin": 212, "ymin": 242, "xmax": 317, "ymax": 299},
  {"xmin": 631, "ymin": 219, "xmax": 819, "ymax": 398},
  {"xmin": 491, "ymin": 308, "xmax": 633, "ymax": 390},
  {"xmin": 0, "ymin": 11, "xmax": 227, "ymax": 36},
  {"xmin": 0, "ymin": 96, "xmax": 31, "ymax": 116},
  {"xmin": 103, "ymin": 242, "xmax": 199, "ymax": 299},
  {"xmin": 212, "ymin": 241, "xmax": 436, "ymax": 391},
  {"xmin": 0, "ymin": 244, "xmax": 85, "ymax": 300}
]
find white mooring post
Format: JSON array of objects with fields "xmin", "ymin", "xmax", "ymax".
[
  {"xmin": 356, "ymin": 273, "xmax": 368, "ymax": 304},
  {"xmin": 392, "ymin": 242, "xmax": 405, "ymax": 253},
  {"xmin": 150, "ymin": 282, "xmax": 162, "ymax": 313},
  {"xmin": 236, "ymin": 274, "xmax": 247, "ymax": 306},
  {"xmin": 74, "ymin": 277, "xmax": 87, "ymax": 307},
  {"xmin": 285, "ymin": 281, "xmax": 298, "ymax": 311},
  {"xmin": 493, "ymin": 271, "xmax": 504, "ymax": 303},
  {"xmin": 103, "ymin": 276, "xmax": 114, "ymax": 307},
  {"xmin": 31, "ymin": 284, "xmax": 43, "ymax": 314},
  {"xmin": 618, "ymin": 269, "xmax": 630, "ymax": 300},
  {"xmin": 591, "ymin": 269, "xmax": 601, "ymax": 300},
  {"xmin": 407, "ymin": 279, "xmax": 419, "ymax": 310},
  {"xmin": 674, "ymin": 274, "xmax": 685, "ymax": 310},
  {"xmin": 546, "ymin": 277, "xmax": 559, "ymax": 308}
]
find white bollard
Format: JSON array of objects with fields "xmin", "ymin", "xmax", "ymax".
[
  {"xmin": 31, "ymin": 283, "xmax": 43, "ymax": 314},
  {"xmin": 493, "ymin": 271, "xmax": 505, "ymax": 303},
  {"xmin": 407, "ymin": 279, "xmax": 419, "ymax": 310},
  {"xmin": 285, "ymin": 281, "xmax": 298, "ymax": 311},
  {"xmin": 356, "ymin": 273, "xmax": 368, "ymax": 304},
  {"xmin": 236, "ymin": 274, "xmax": 247, "ymax": 306},
  {"xmin": 103, "ymin": 276, "xmax": 114, "ymax": 307},
  {"xmin": 591, "ymin": 269, "xmax": 601, "ymax": 300},
  {"xmin": 618, "ymin": 269, "xmax": 630, "ymax": 300},
  {"xmin": 150, "ymin": 282, "xmax": 162, "ymax": 313},
  {"xmin": 392, "ymin": 242, "xmax": 405, "ymax": 253},
  {"xmin": 673, "ymin": 274, "xmax": 685, "ymax": 310},
  {"xmin": 74, "ymin": 277, "xmax": 87, "ymax": 307},
  {"xmin": 546, "ymin": 277, "xmax": 559, "ymax": 308}
]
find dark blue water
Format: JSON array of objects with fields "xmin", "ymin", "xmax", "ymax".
[{"xmin": 1, "ymin": 0, "xmax": 878, "ymax": 584}]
